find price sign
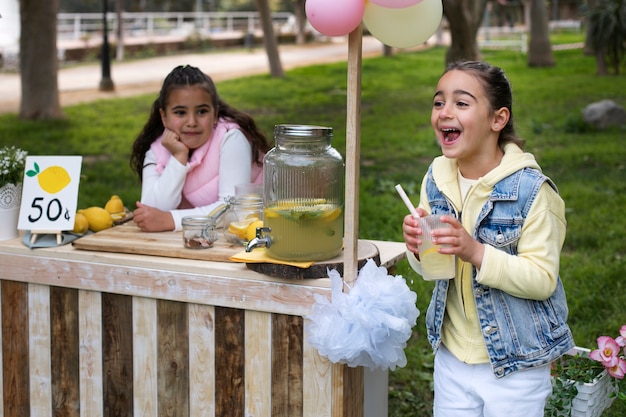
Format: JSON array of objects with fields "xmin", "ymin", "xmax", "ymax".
[{"xmin": 18, "ymin": 156, "xmax": 82, "ymax": 232}]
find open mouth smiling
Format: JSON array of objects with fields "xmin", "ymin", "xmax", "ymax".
[{"xmin": 441, "ymin": 127, "xmax": 461, "ymax": 143}]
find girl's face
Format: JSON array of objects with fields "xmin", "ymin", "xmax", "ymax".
[
  {"xmin": 431, "ymin": 70, "xmax": 508, "ymax": 177},
  {"xmin": 160, "ymin": 86, "xmax": 217, "ymax": 150}
]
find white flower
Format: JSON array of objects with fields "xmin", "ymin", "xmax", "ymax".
[{"xmin": 0, "ymin": 146, "xmax": 28, "ymax": 188}]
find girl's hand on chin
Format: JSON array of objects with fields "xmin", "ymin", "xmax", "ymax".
[{"xmin": 162, "ymin": 128, "xmax": 189, "ymax": 164}]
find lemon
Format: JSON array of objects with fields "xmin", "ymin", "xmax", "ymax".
[
  {"xmin": 72, "ymin": 212, "xmax": 89, "ymax": 234},
  {"xmin": 79, "ymin": 206, "xmax": 114, "ymax": 232},
  {"xmin": 26, "ymin": 163, "xmax": 71, "ymax": 194},
  {"xmin": 245, "ymin": 220, "xmax": 264, "ymax": 241},
  {"xmin": 319, "ymin": 207, "xmax": 342, "ymax": 223},
  {"xmin": 228, "ymin": 217, "xmax": 257, "ymax": 240},
  {"xmin": 104, "ymin": 195, "xmax": 125, "ymax": 214}
]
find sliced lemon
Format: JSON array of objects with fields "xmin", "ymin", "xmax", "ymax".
[
  {"xmin": 245, "ymin": 220, "xmax": 264, "ymax": 241},
  {"xmin": 228, "ymin": 218, "xmax": 256, "ymax": 239},
  {"xmin": 319, "ymin": 207, "xmax": 342, "ymax": 223}
]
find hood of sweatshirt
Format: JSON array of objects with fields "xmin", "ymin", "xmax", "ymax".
[{"xmin": 429, "ymin": 143, "xmax": 541, "ymax": 210}]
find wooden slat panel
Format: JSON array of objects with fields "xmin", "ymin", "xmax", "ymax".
[
  {"xmin": 214, "ymin": 307, "xmax": 244, "ymax": 417},
  {"xmin": 244, "ymin": 310, "xmax": 271, "ymax": 417},
  {"xmin": 0, "ymin": 251, "xmax": 333, "ymax": 316},
  {"xmin": 2, "ymin": 280, "xmax": 29, "ymax": 417},
  {"xmin": 157, "ymin": 300, "xmax": 189, "ymax": 417},
  {"xmin": 29, "ymin": 284, "xmax": 52, "ymax": 417},
  {"xmin": 102, "ymin": 293, "xmax": 133, "ymax": 416},
  {"xmin": 302, "ymin": 338, "xmax": 331, "ymax": 417},
  {"xmin": 51, "ymin": 286, "xmax": 80, "ymax": 417},
  {"xmin": 133, "ymin": 297, "xmax": 158, "ymax": 417},
  {"xmin": 189, "ymin": 304, "xmax": 215, "ymax": 417},
  {"xmin": 78, "ymin": 290, "xmax": 103, "ymax": 417},
  {"xmin": 331, "ymin": 365, "xmax": 363, "ymax": 417},
  {"xmin": 272, "ymin": 314, "xmax": 303, "ymax": 417}
]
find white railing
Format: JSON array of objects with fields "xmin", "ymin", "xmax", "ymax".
[
  {"xmin": 57, "ymin": 11, "xmax": 294, "ymax": 41},
  {"xmin": 478, "ymin": 26, "xmax": 528, "ymax": 53}
]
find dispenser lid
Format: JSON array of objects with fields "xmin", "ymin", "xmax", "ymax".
[{"xmin": 274, "ymin": 124, "xmax": 333, "ymax": 138}]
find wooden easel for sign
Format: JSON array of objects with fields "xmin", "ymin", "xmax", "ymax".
[{"xmin": 30, "ymin": 230, "xmax": 63, "ymax": 245}]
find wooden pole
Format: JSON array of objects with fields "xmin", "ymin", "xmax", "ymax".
[{"xmin": 343, "ymin": 25, "xmax": 363, "ymax": 287}]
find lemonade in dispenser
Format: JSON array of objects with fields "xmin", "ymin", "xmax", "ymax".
[{"xmin": 246, "ymin": 124, "xmax": 345, "ymax": 262}]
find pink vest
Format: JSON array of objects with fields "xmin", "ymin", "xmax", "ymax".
[{"xmin": 150, "ymin": 119, "xmax": 264, "ymax": 209}]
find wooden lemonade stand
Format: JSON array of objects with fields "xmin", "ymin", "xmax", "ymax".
[{"xmin": 0, "ymin": 26, "xmax": 414, "ymax": 417}]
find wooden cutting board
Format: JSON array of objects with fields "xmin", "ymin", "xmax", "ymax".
[
  {"xmin": 72, "ymin": 222, "xmax": 241, "ymax": 262},
  {"xmin": 72, "ymin": 223, "xmax": 381, "ymax": 278}
]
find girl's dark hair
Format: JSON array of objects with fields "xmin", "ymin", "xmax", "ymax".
[
  {"xmin": 130, "ymin": 65, "xmax": 271, "ymax": 179},
  {"xmin": 444, "ymin": 61, "xmax": 525, "ymax": 150}
]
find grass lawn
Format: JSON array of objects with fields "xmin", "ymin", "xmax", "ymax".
[{"xmin": 1, "ymin": 43, "xmax": 624, "ymax": 416}]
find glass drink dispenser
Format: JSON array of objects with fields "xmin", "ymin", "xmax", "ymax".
[{"xmin": 256, "ymin": 124, "xmax": 345, "ymax": 262}]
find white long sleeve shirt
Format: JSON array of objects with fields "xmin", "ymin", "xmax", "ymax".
[{"xmin": 141, "ymin": 129, "xmax": 254, "ymax": 231}]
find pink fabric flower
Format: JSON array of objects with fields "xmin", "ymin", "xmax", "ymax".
[
  {"xmin": 590, "ymin": 336, "xmax": 620, "ymax": 368},
  {"xmin": 616, "ymin": 324, "xmax": 626, "ymax": 347},
  {"xmin": 606, "ymin": 357, "xmax": 626, "ymax": 379}
]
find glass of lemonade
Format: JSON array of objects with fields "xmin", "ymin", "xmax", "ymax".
[{"xmin": 417, "ymin": 215, "xmax": 456, "ymax": 280}]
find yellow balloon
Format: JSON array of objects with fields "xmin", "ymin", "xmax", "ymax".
[{"xmin": 363, "ymin": 0, "xmax": 443, "ymax": 48}]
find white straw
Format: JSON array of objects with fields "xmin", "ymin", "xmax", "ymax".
[{"xmin": 394, "ymin": 184, "xmax": 420, "ymax": 218}]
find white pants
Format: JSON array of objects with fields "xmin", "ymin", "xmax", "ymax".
[{"xmin": 433, "ymin": 345, "xmax": 552, "ymax": 417}]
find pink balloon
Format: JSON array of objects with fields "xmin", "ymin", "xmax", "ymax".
[
  {"xmin": 369, "ymin": 0, "xmax": 423, "ymax": 8},
  {"xmin": 305, "ymin": 0, "xmax": 365, "ymax": 37}
]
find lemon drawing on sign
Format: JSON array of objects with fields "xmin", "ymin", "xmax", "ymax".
[{"xmin": 26, "ymin": 162, "xmax": 71, "ymax": 194}]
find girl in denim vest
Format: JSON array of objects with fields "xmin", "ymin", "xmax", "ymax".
[
  {"xmin": 129, "ymin": 65, "xmax": 270, "ymax": 232},
  {"xmin": 402, "ymin": 61, "xmax": 574, "ymax": 417}
]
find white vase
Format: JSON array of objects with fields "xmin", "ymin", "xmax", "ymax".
[
  {"xmin": 0, "ymin": 183, "xmax": 22, "ymax": 241},
  {"xmin": 569, "ymin": 369, "xmax": 616, "ymax": 417}
]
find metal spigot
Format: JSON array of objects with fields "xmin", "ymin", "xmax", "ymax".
[{"xmin": 245, "ymin": 226, "xmax": 272, "ymax": 252}]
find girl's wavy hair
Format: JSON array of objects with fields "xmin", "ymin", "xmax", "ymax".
[
  {"xmin": 444, "ymin": 61, "xmax": 525, "ymax": 150},
  {"xmin": 130, "ymin": 65, "xmax": 270, "ymax": 179}
]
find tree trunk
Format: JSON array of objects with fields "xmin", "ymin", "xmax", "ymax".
[
  {"xmin": 583, "ymin": 0, "xmax": 598, "ymax": 55},
  {"xmin": 442, "ymin": 0, "xmax": 488, "ymax": 64},
  {"xmin": 595, "ymin": 50, "xmax": 608, "ymax": 75},
  {"xmin": 255, "ymin": 0, "xmax": 284, "ymax": 78},
  {"xmin": 116, "ymin": 0, "xmax": 125, "ymax": 61},
  {"xmin": 19, "ymin": 0, "xmax": 64, "ymax": 120},
  {"xmin": 294, "ymin": 0, "xmax": 306, "ymax": 45},
  {"xmin": 527, "ymin": 0, "xmax": 555, "ymax": 67}
]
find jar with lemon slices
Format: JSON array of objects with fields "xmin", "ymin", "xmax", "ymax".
[
  {"xmin": 262, "ymin": 124, "xmax": 345, "ymax": 261},
  {"xmin": 222, "ymin": 194, "xmax": 264, "ymax": 246}
]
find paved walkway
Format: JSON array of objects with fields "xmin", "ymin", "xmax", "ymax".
[{"xmin": 0, "ymin": 35, "xmax": 397, "ymax": 114}]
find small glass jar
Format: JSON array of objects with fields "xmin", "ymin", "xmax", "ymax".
[
  {"xmin": 182, "ymin": 216, "xmax": 219, "ymax": 249},
  {"xmin": 222, "ymin": 194, "xmax": 264, "ymax": 245}
]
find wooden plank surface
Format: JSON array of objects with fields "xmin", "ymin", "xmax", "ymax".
[
  {"xmin": 2, "ymin": 280, "xmax": 29, "ymax": 417},
  {"xmin": 272, "ymin": 314, "xmax": 303, "ymax": 417},
  {"xmin": 189, "ymin": 304, "xmax": 215, "ymax": 417},
  {"xmin": 215, "ymin": 307, "xmax": 245, "ymax": 417},
  {"xmin": 28, "ymin": 284, "xmax": 52, "ymax": 417},
  {"xmin": 157, "ymin": 300, "xmax": 189, "ymax": 417},
  {"xmin": 102, "ymin": 293, "xmax": 133, "ymax": 416},
  {"xmin": 245, "ymin": 310, "xmax": 271, "ymax": 417},
  {"xmin": 51, "ymin": 286, "xmax": 80, "ymax": 417},
  {"xmin": 133, "ymin": 297, "xmax": 158, "ymax": 417},
  {"xmin": 72, "ymin": 223, "xmax": 241, "ymax": 263},
  {"xmin": 79, "ymin": 290, "xmax": 103, "ymax": 417}
]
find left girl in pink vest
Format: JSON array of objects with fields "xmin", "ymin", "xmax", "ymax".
[{"xmin": 129, "ymin": 65, "xmax": 271, "ymax": 232}]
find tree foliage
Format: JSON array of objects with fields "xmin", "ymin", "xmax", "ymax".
[{"xmin": 586, "ymin": 0, "xmax": 626, "ymax": 75}]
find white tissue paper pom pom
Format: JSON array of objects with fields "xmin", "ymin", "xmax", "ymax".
[{"xmin": 305, "ymin": 258, "xmax": 420, "ymax": 371}]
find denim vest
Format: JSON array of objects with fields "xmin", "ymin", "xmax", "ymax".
[{"xmin": 424, "ymin": 166, "xmax": 574, "ymax": 378}]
